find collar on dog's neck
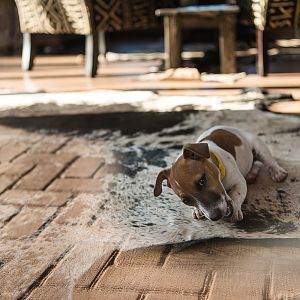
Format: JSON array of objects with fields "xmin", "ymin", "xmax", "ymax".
[{"xmin": 210, "ymin": 151, "xmax": 226, "ymax": 180}]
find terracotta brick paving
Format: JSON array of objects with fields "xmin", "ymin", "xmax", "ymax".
[
  {"xmin": 0, "ymin": 190, "xmax": 71, "ymax": 207},
  {"xmin": 62, "ymin": 157, "xmax": 105, "ymax": 178},
  {"xmin": 0, "ymin": 126, "xmax": 300, "ymax": 300}
]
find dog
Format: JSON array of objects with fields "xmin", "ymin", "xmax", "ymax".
[{"xmin": 154, "ymin": 126, "xmax": 288, "ymax": 223}]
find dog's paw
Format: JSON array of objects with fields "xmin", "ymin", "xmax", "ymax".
[
  {"xmin": 193, "ymin": 208, "xmax": 204, "ymax": 220},
  {"xmin": 225, "ymin": 208, "xmax": 243, "ymax": 223},
  {"xmin": 224, "ymin": 200, "xmax": 243, "ymax": 223},
  {"xmin": 269, "ymin": 165, "xmax": 288, "ymax": 182}
]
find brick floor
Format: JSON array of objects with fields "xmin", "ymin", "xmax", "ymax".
[
  {"xmin": 0, "ymin": 190, "xmax": 71, "ymax": 207},
  {"xmin": 1, "ymin": 206, "xmax": 57, "ymax": 239},
  {"xmin": 48, "ymin": 178, "xmax": 103, "ymax": 193},
  {"xmin": 0, "ymin": 175, "xmax": 18, "ymax": 194},
  {"xmin": 0, "ymin": 241, "xmax": 71, "ymax": 299},
  {"xmin": 16, "ymin": 164, "xmax": 66, "ymax": 190},
  {"xmin": 0, "ymin": 204, "xmax": 19, "ymax": 228},
  {"xmin": 15, "ymin": 152, "xmax": 77, "ymax": 166},
  {"xmin": 0, "ymin": 141, "xmax": 31, "ymax": 163},
  {"xmin": 0, "ymin": 161, "xmax": 34, "ymax": 177},
  {"xmin": 62, "ymin": 157, "xmax": 105, "ymax": 178},
  {"xmin": 29, "ymin": 136, "xmax": 69, "ymax": 154},
  {"xmin": 54, "ymin": 195, "xmax": 95, "ymax": 225}
]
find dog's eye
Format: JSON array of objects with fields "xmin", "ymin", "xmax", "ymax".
[{"xmin": 198, "ymin": 174, "xmax": 206, "ymax": 188}]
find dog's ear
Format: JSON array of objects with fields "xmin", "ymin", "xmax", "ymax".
[
  {"xmin": 154, "ymin": 168, "xmax": 171, "ymax": 197},
  {"xmin": 183, "ymin": 143, "xmax": 210, "ymax": 160}
]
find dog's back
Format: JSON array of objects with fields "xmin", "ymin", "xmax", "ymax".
[{"xmin": 197, "ymin": 125, "xmax": 254, "ymax": 177}]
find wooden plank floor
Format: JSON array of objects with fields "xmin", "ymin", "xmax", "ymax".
[{"xmin": 0, "ymin": 55, "xmax": 300, "ymax": 98}]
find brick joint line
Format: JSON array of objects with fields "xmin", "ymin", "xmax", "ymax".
[
  {"xmin": 1, "ymin": 207, "xmax": 22, "ymax": 227},
  {"xmin": 52, "ymin": 137, "xmax": 72, "ymax": 154},
  {"xmin": 9, "ymin": 148, "xmax": 29, "ymax": 163},
  {"xmin": 157, "ymin": 244, "xmax": 173, "ymax": 267},
  {"xmin": 29, "ymin": 207, "xmax": 61, "ymax": 239},
  {"xmin": 42, "ymin": 155, "xmax": 79, "ymax": 191},
  {"xmin": 0, "ymin": 164, "xmax": 36, "ymax": 195},
  {"xmin": 9, "ymin": 136, "xmax": 43, "ymax": 163},
  {"xmin": 16, "ymin": 245, "xmax": 74, "ymax": 300},
  {"xmin": 29, "ymin": 193, "xmax": 75, "ymax": 239},
  {"xmin": 198, "ymin": 270, "xmax": 217, "ymax": 300},
  {"xmin": 90, "ymin": 161, "xmax": 105, "ymax": 178},
  {"xmin": 89, "ymin": 249, "xmax": 120, "ymax": 289}
]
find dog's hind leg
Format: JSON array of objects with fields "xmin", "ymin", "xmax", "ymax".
[
  {"xmin": 249, "ymin": 134, "xmax": 288, "ymax": 182},
  {"xmin": 245, "ymin": 160, "xmax": 263, "ymax": 184}
]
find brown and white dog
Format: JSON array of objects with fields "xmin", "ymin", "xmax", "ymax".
[{"xmin": 154, "ymin": 126, "xmax": 288, "ymax": 223}]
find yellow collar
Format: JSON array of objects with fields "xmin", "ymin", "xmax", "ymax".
[{"xmin": 210, "ymin": 151, "xmax": 226, "ymax": 180}]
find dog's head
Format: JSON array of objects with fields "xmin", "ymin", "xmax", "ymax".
[{"xmin": 154, "ymin": 143, "xmax": 231, "ymax": 221}]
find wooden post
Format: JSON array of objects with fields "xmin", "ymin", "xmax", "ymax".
[
  {"xmin": 22, "ymin": 32, "xmax": 34, "ymax": 71},
  {"xmin": 85, "ymin": 32, "xmax": 99, "ymax": 77},
  {"xmin": 218, "ymin": 13, "xmax": 237, "ymax": 73},
  {"xmin": 256, "ymin": 28, "xmax": 269, "ymax": 76},
  {"xmin": 164, "ymin": 15, "xmax": 182, "ymax": 69}
]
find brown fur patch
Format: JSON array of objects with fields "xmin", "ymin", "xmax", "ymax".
[
  {"xmin": 201, "ymin": 129, "xmax": 242, "ymax": 159},
  {"xmin": 167, "ymin": 156, "xmax": 224, "ymax": 203}
]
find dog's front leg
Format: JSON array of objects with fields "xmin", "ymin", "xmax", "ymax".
[{"xmin": 225, "ymin": 177, "xmax": 247, "ymax": 223}]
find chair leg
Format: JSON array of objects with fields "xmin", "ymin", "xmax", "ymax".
[
  {"xmin": 98, "ymin": 31, "xmax": 107, "ymax": 60},
  {"xmin": 85, "ymin": 32, "xmax": 99, "ymax": 77},
  {"xmin": 256, "ymin": 28, "xmax": 269, "ymax": 76},
  {"xmin": 22, "ymin": 33, "xmax": 35, "ymax": 71}
]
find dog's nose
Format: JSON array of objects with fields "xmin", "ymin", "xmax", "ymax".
[{"xmin": 209, "ymin": 208, "xmax": 223, "ymax": 221}]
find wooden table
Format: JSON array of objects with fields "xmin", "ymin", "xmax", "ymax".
[{"xmin": 156, "ymin": 4, "xmax": 240, "ymax": 73}]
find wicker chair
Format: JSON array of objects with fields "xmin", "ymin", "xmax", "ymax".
[
  {"xmin": 251, "ymin": 0, "xmax": 300, "ymax": 75},
  {"xmin": 14, "ymin": 0, "xmax": 177, "ymax": 77}
]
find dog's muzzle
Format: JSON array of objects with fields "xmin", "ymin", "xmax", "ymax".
[{"xmin": 193, "ymin": 195, "xmax": 232, "ymax": 221}]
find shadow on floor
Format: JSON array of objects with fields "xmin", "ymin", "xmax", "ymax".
[{"xmin": 0, "ymin": 110, "xmax": 195, "ymax": 135}]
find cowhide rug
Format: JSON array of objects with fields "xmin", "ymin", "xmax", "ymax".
[{"xmin": 76, "ymin": 109, "xmax": 300, "ymax": 249}]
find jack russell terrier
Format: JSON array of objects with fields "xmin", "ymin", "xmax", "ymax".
[{"xmin": 154, "ymin": 126, "xmax": 288, "ymax": 223}]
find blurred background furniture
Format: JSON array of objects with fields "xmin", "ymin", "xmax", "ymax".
[
  {"xmin": 14, "ymin": 0, "xmax": 177, "ymax": 77},
  {"xmin": 156, "ymin": 4, "xmax": 240, "ymax": 73},
  {"xmin": 14, "ymin": 0, "xmax": 300, "ymax": 77},
  {"xmin": 251, "ymin": 0, "xmax": 300, "ymax": 76}
]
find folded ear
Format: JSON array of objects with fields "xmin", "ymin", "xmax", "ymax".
[
  {"xmin": 154, "ymin": 168, "xmax": 171, "ymax": 197},
  {"xmin": 183, "ymin": 143, "xmax": 210, "ymax": 160}
]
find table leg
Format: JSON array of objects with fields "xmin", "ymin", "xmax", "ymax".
[
  {"xmin": 164, "ymin": 15, "xmax": 182, "ymax": 69},
  {"xmin": 256, "ymin": 28, "xmax": 269, "ymax": 76},
  {"xmin": 218, "ymin": 13, "xmax": 237, "ymax": 73}
]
